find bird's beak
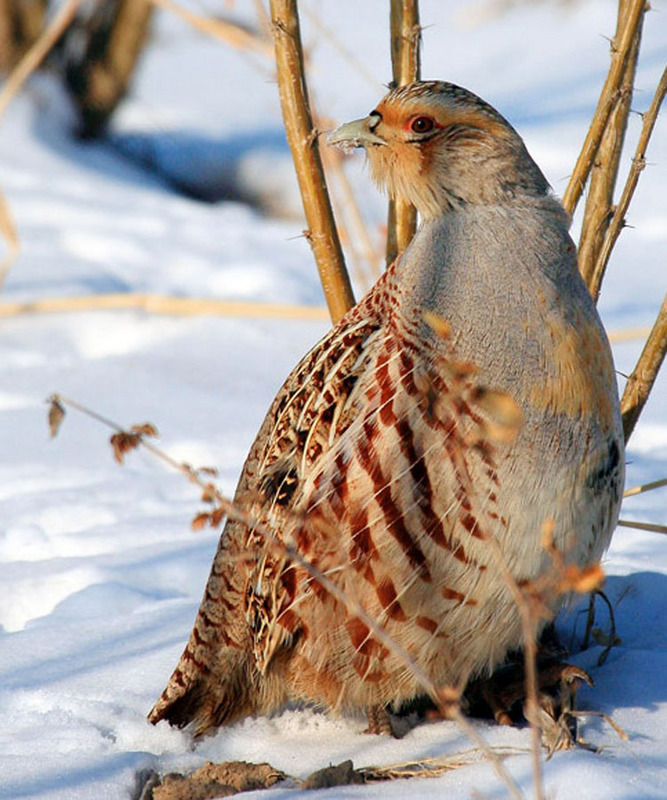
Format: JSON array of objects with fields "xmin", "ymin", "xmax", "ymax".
[{"xmin": 328, "ymin": 117, "xmax": 387, "ymax": 151}]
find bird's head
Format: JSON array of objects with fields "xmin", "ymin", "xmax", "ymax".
[{"xmin": 329, "ymin": 81, "xmax": 549, "ymax": 220}]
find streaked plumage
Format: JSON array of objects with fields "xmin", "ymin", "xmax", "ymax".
[{"xmin": 149, "ymin": 81, "xmax": 623, "ymax": 735}]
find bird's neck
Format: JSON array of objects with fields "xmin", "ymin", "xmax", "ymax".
[{"xmin": 391, "ymin": 199, "xmax": 585, "ymax": 384}]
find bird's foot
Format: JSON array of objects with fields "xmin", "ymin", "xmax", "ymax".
[
  {"xmin": 474, "ymin": 661, "xmax": 592, "ymax": 728},
  {"xmin": 364, "ymin": 704, "xmax": 394, "ymax": 736}
]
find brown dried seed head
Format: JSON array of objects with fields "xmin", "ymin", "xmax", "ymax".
[
  {"xmin": 47, "ymin": 396, "xmax": 66, "ymax": 439},
  {"xmin": 110, "ymin": 431, "xmax": 142, "ymax": 464},
  {"xmin": 423, "ymin": 310, "xmax": 451, "ymax": 339},
  {"xmin": 130, "ymin": 423, "xmax": 159, "ymax": 438},
  {"xmin": 191, "ymin": 512, "xmax": 210, "ymax": 531}
]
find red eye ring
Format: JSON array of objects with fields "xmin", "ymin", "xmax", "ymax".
[{"xmin": 409, "ymin": 115, "xmax": 435, "ymax": 133}]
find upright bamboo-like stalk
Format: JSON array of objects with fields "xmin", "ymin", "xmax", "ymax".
[
  {"xmin": 577, "ymin": 0, "xmax": 643, "ymax": 289},
  {"xmin": 621, "ymin": 295, "xmax": 667, "ymax": 443},
  {"xmin": 590, "ymin": 66, "xmax": 667, "ymax": 301},
  {"xmin": 269, "ymin": 0, "xmax": 354, "ymax": 324},
  {"xmin": 386, "ymin": 0, "xmax": 420, "ymax": 266},
  {"xmin": 561, "ymin": 0, "xmax": 646, "ymax": 217}
]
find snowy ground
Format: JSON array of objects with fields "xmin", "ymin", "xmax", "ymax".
[{"xmin": 1, "ymin": 1, "xmax": 666, "ymax": 798}]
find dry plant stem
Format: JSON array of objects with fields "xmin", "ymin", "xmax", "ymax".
[
  {"xmin": 519, "ymin": 607, "xmax": 544, "ymax": 800},
  {"xmin": 578, "ymin": 0, "xmax": 643, "ymax": 288},
  {"xmin": 0, "ymin": 188, "xmax": 19, "ymax": 288},
  {"xmin": 0, "ymin": 294, "xmax": 330, "ymax": 320},
  {"xmin": 561, "ymin": 0, "xmax": 646, "ymax": 217},
  {"xmin": 590, "ymin": 67, "xmax": 667, "ymax": 301},
  {"xmin": 386, "ymin": 0, "xmax": 421, "ymax": 266},
  {"xmin": 269, "ymin": 0, "xmax": 355, "ymax": 324},
  {"xmin": 624, "ymin": 477, "xmax": 667, "ymax": 498},
  {"xmin": 150, "ymin": 0, "xmax": 273, "ymax": 57},
  {"xmin": 0, "ymin": 0, "xmax": 82, "ymax": 120},
  {"xmin": 618, "ymin": 519, "xmax": 667, "ymax": 534},
  {"xmin": 51, "ymin": 392, "xmax": 524, "ymax": 800},
  {"xmin": 0, "ymin": 293, "xmax": 646, "ymax": 343},
  {"xmin": 320, "ymin": 137, "xmax": 382, "ymax": 288},
  {"xmin": 318, "ymin": 140, "xmax": 373, "ymax": 291},
  {"xmin": 621, "ymin": 293, "xmax": 667, "ymax": 442}
]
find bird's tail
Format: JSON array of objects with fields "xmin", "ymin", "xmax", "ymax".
[{"xmin": 148, "ymin": 526, "xmax": 258, "ymax": 736}]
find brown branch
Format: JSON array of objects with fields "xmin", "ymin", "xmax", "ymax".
[
  {"xmin": 618, "ymin": 519, "xmax": 667, "ymax": 534},
  {"xmin": 269, "ymin": 0, "xmax": 355, "ymax": 324},
  {"xmin": 624, "ymin": 477, "xmax": 667, "ymax": 498},
  {"xmin": 621, "ymin": 294, "xmax": 667, "ymax": 442},
  {"xmin": 589, "ymin": 66, "xmax": 667, "ymax": 301},
  {"xmin": 577, "ymin": 0, "xmax": 643, "ymax": 290},
  {"xmin": 561, "ymin": 0, "xmax": 646, "ymax": 217},
  {"xmin": 386, "ymin": 0, "xmax": 421, "ymax": 266}
]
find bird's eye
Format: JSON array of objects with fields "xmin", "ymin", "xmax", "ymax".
[{"xmin": 409, "ymin": 116, "xmax": 435, "ymax": 134}]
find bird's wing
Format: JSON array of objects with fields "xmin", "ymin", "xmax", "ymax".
[{"xmin": 243, "ymin": 290, "xmax": 523, "ymax": 680}]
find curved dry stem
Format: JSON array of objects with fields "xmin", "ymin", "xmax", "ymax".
[
  {"xmin": 0, "ymin": 188, "xmax": 19, "ymax": 289},
  {"xmin": 0, "ymin": 0, "xmax": 82, "ymax": 121},
  {"xmin": 577, "ymin": 0, "xmax": 643, "ymax": 289},
  {"xmin": 269, "ymin": 0, "xmax": 355, "ymax": 324},
  {"xmin": 590, "ymin": 67, "xmax": 667, "ymax": 301},
  {"xmin": 562, "ymin": 0, "xmax": 646, "ymax": 217},
  {"xmin": 624, "ymin": 477, "xmax": 667, "ymax": 498},
  {"xmin": 386, "ymin": 0, "xmax": 421, "ymax": 266},
  {"xmin": 621, "ymin": 293, "xmax": 667, "ymax": 442}
]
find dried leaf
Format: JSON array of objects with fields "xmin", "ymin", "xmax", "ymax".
[
  {"xmin": 564, "ymin": 564, "xmax": 605, "ymax": 594},
  {"xmin": 47, "ymin": 396, "xmax": 66, "ymax": 438},
  {"xmin": 110, "ymin": 431, "xmax": 141, "ymax": 464},
  {"xmin": 199, "ymin": 466, "xmax": 219, "ymax": 477},
  {"xmin": 201, "ymin": 483, "xmax": 217, "ymax": 503},
  {"xmin": 191, "ymin": 512, "xmax": 210, "ymax": 531},
  {"xmin": 210, "ymin": 507, "xmax": 226, "ymax": 528},
  {"xmin": 474, "ymin": 388, "xmax": 523, "ymax": 443},
  {"xmin": 131, "ymin": 423, "xmax": 159, "ymax": 438},
  {"xmin": 423, "ymin": 310, "xmax": 451, "ymax": 339}
]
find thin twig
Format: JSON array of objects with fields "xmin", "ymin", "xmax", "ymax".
[
  {"xmin": 269, "ymin": 0, "xmax": 355, "ymax": 324},
  {"xmin": 149, "ymin": 0, "xmax": 273, "ymax": 58},
  {"xmin": 577, "ymin": 0, "xmax": 643, "ymax": 290},
  {"xmin": 561, "ymin": 0, "xmax": 646, "ymax": 216},
  {"xmin": 49, "ymin": 391, "xmax": 524, "ymax": 800},
  {"xmin": 621, "ymin": 294, "xmax": 667, "ymax": 442},
  {"xmin": 0, "ymin": 0, "xmax": 83, "ymax": 121},
  {"xmin": 589, "ymin": 67, "xmax": 667, "ymax": 301},
  {"xmin": 0, "ymin": 294, "xmax": 329, "ymax": 320},
  {"xmin": 319, "ymin": 117, "xmax": 383, "ymax": 288},
  {"xmin": 618, "ymin": 519, "xmax": 667, "ymax": 534},
  {"xmin": 386, "ymin": 0, "xmax": 421, "ymax": 266},
  {"xmin": 623, "ymin": 477, "xmax": 667, "ymax": 498},
  {"xmin": 0, "ymin": 188, "xmax": 19, "ymax": 289}
]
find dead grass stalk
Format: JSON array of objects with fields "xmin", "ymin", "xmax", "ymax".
[{"xmin": 269, "ymin": 0, "xmax": 355, "ymax": 324}]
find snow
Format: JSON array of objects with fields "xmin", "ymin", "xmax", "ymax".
[{"xmin": 0, "ymin": 1, "xmax": 666, "ymax": 798}]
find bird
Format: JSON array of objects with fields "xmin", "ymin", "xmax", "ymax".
[{"xmin": 148, "ymin": 81, "xmax": 624, "ymax": 736}]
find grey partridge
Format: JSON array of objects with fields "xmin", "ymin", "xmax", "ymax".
[{"xmin": 149, "ymin": 81, "xmax": 624, "ymax": 736}]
